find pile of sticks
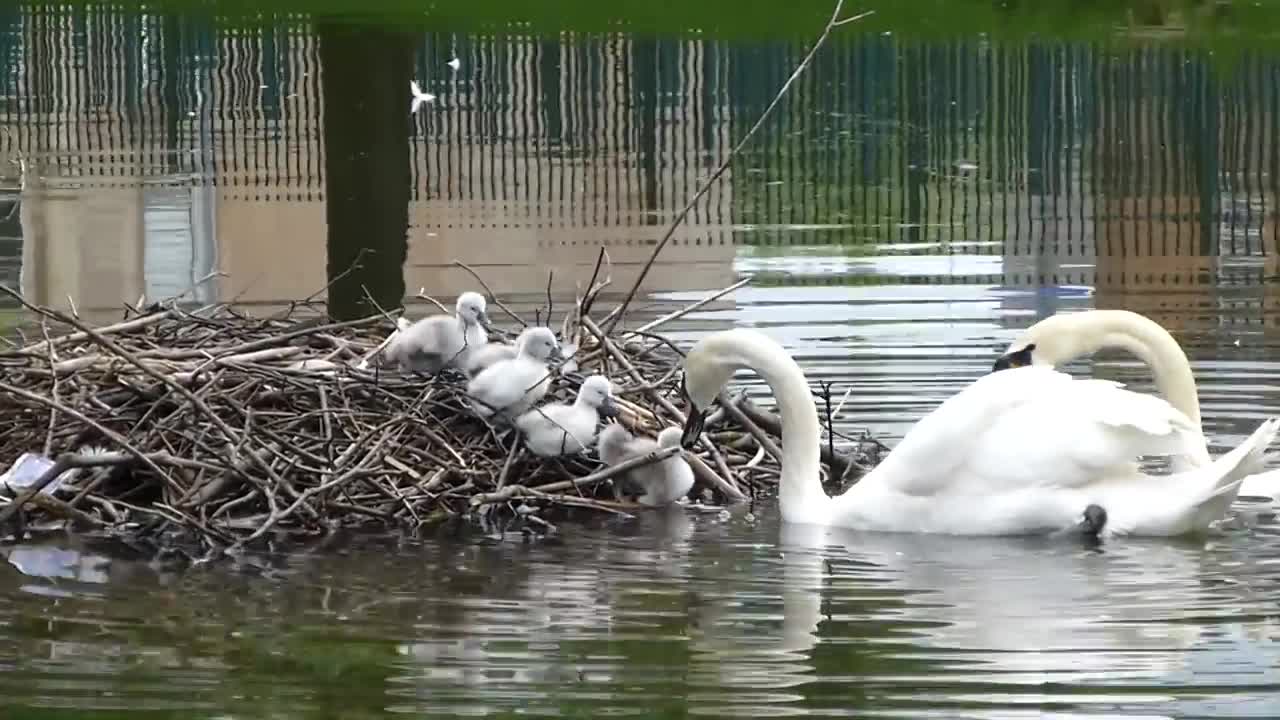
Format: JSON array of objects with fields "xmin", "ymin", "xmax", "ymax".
[{"xmin": 0, "ymin": 278, "xmax": 884, "ymax": 557}]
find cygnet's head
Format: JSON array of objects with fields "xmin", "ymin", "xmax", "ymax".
[
  {"xmin": 597, "ymin": 423, "xmax": 632, "ymax": 457},
  {"xmin": 455, "ymin": 292, "xmax": 492, "ymax": 329},
  {"xmin": 655, "ymin": 426, "xmax": 683, "ymax": 449},
  {"xmin": 515, "ymin": 327, "xmax": 563, "ymax": 362},
  {"xmin": 576, "ymin": 375, "xmax": 618, "ymax": 418}
]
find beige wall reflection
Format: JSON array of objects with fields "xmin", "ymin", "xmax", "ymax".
[
  {"xmin": 21, "ymin": 185, "xmax": 738, "ymax": 317},
  {"xmin": 215, "ymin": 195, "xmax": 737, "ymax": 306}
]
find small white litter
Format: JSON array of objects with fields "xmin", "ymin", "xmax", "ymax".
[{"xmin": 0, "ymin": 453, "xmax": 68, "ymax": 495}]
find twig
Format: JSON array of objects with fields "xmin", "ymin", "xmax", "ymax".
[
  {"xmin": 452, "ymin": 260, "xmax": 527, "ymax": 327},
  {"xmin": 529, "ymin": 445, "xmax": 683, "ymax": 495},
  {"xmin": 626, "ymin": 277, "xmax": 753, "ymax": 337},
  {"xmin": 602, "ymin": 1, "xmax": 874, "ymax": 334}
]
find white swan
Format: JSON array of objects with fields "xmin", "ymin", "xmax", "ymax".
[
  {"xmin": 598, "ymin": 425, "xmax": 695, "ymax": 506},
  {"xmin": 679, "ymin": 328, "xmax": 1280, "ymax": 537},
  {"xmin": 467, "ymin": 326, "xmax": 561, "ymax": 421},
  {"xmin": 515, "ymin": 375, "xmax": 618, "ymax": 457},
  {"xmin": 994, "ymin": 309, "xmax": 1280, "ymax": 506},
  {"xmin": 384, "ymin": 292, "xmax": 490, "ymax": 374}
]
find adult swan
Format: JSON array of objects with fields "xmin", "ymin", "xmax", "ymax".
[
  {"xmin": 678, "ymin": 328, "xmax": 1279, "ymax": 538},
  {"xmin": 992, "ymin": 309, "xmax": 1280, "ymax": 506}
]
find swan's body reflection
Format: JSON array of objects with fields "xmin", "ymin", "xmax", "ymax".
[
  {"xmin": 773, "ymin": 522, "xmax": 1280, "ymax": 685},
  {"xmin": 686, "ymin": 516, "xmax": 1280, "ymax": 715}
]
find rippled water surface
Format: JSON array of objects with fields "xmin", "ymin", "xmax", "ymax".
[
  {"xmin": 4, "ymin": 501, "xmax": 1280, "ymax": 718},
  {"xmin": 5, "ymin": 0, "xmax": 1280, "ymax": 716},
  {"xmin": 2, "ymin": 286, "xmax": 1280, "ymax": 719}
]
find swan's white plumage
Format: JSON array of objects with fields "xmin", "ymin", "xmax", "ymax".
[
  {"xmin": 516, "ymin": 375, "xmax": 616, "ymax": 457},
  {"xmin": 682, "ymin": 328, "xmax": 1280, "ymax": 538},
  {"xmin": 1240, "ymin": 468, "xmax": 1280, "ymax": 500},
  {"xmin": 384, "ymin": 292, "xmax": 489, "ymax": 374},
  {"xmin": 1002, "ymin": 308, "xmax": 1280, "ymax": 509},
  {"xmin": 466, "ymin": 326, "xmax": 559, "ymax": 421},
  {"xmin": 598, "ymin": 425, "xmax": 694, "ymax": 506}
]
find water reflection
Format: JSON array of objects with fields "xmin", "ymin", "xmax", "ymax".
[
  {"xmin": 3, "ymin": 3, "xmax": 1280, "ymax": 717},
  {"xmin": 4, "ymin": 6, "xmax": 1280, "ymax": 318},
  {"xmin": 2, "ymin": 509, "xmax": 1279, "ymax": 717}
]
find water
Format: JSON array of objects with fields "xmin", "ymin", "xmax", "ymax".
[{"xmin": 4, "ymin": 1, "xmax": 1280, "ymax": 716}]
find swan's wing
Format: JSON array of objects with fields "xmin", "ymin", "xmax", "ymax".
[{"xmin": 878, "ymin": 366, "xmax": 1204, "ymax": 497}]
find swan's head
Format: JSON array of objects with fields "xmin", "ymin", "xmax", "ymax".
[
  {"xmin": 992, "ymin": 311, "xmax": 1114, "ymax": 373},
  {"xmin": 515, "ymin": 327, "xmax": 563, "ymax": 362},
  {"xmin": 679, "ymin": 328, "xmax": 770, "ymax": 448},
  {"xmin": 455, "ymin": 292, "xmax": 492, "ymax": 330},
  {"xmin": 576, "ymin": 374, "xmax": 618, "ymax": 418}
]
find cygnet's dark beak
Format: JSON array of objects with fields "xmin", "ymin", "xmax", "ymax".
[
  {"xmin": 477, "ymin": 311, "xmax": 494, "ymax": 331},
  {"xmin": 680, "ymin": 409, "xmax": 705, "ymax": 449},
  {"xmin": 990, "ymin": 343, "xmax": 1036, "ymax": 374},
  {"xmin": 549, "ymin": 344, "xmax": 565, "ymax": 362},
  {"xmin": 598, "ymin": 397, "xmax": 619, "ymax": 419}
]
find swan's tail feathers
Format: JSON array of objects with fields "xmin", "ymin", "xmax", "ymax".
[
  {"xmin": 1185, "ymin": 417, "xmax": 1280, "ymax": 526},
  {"xmin": 1210, "ymin": 417, "xmax": 1280, "ymax": 493},
  {"xmin": 1238, "ymin": 467, "xmax": 1280, "ymax": 502}
]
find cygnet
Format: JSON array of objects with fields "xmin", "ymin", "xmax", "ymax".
[
  {"xmin": 467, "ymin": 326, "xmax": 562, "ymax": 421},
  {"xmin": 597, "ymin": 425, "xmax": 695, "ymax": 506},
  {"xmin": 516, "ymin": 375, "xmax": 618, "ymax": 457},
  {"xmin": 469, "ymin": 335, "xmax": 579, "ymax": 378},
  {"xmin": 384, "ymin": 292, "xmax": 491, "ymax": 374}
]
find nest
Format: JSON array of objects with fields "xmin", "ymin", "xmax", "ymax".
[{"xmin": 0, "ymin": 280, "xmax": 885, "ymax": 558}]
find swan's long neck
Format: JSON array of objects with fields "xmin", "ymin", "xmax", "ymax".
[
  {"xmin": 734, "ymin": 336, "xmax": 828, "ymax": 518},
  {"xmin": 1092, "ymin": 311, "xmax": 1201, "ymax": 427}
]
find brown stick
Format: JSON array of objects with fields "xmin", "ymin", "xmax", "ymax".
[
  {"xmin": 0, "ymin": 381, "xmax": 178, "ymax": 490},
  {"xmin": 11, "ymin": 311, "xmax": 171, "ymax": 356},
  {"xmin": 529, "ymin": 445, "xmax": 683, "ymax": 495}
]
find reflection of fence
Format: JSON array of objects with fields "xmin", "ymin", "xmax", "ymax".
[{"xmin": 2, "ymin": 6, "xmax": 1280, "ymax": 300}]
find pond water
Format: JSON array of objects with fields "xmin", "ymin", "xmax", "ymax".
[{"xmin": 3, "ymin": 1, "xmax": 1280, "ymax": 717}]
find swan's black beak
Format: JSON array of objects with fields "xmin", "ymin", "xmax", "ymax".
[
  {"xmin": 681, "ymin": 410, "xmax": 705, "ymax": 449},
  {"xmin": 991, "ymin": 343, "xmax": 1036, "ymax": 374},
  {"xmin": 598, "ymin": 397, "xmax": 619, "ymax": 419},
  {"xmin": 549, "ymin": 344, "xmax": 565, "ymax": 362},
  {"xmin": 477, "ymin": 310, "xmax": 495, "ymax": 332},
  {"xmin": 678, "ymin": 371, "xmax": 703, "ymax": 448}
]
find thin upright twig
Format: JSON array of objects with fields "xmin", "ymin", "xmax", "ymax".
[{"xmin": 603, "ymin": 1, "xmax": 873, "ymax": 334}]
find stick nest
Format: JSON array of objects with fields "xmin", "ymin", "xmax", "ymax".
[{"xmin": 0, "ymin": 290, "xmax": 886, "ymax": 557}]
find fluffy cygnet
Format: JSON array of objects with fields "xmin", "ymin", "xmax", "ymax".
[
  {"xmin": 597, "ymin": 425, "xmax": 694, "ymax": 506},
  {"xmin": 516, "ymin": 375, "xmax": 618, "ymax": 457},
  {"xmin": 466, "ymin": 340, "xmax": 518, "ymax": 378},
  {"xmin": 467, "ymin": 326, "xmax": 562, "ymax": 421},
  {"xmin": 384, "ymin": 292, "xmax": 491, "ymax": 374},
  {"xmin": 469, "ymin": 335, "xmax": 579, "ymax": 378}
]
